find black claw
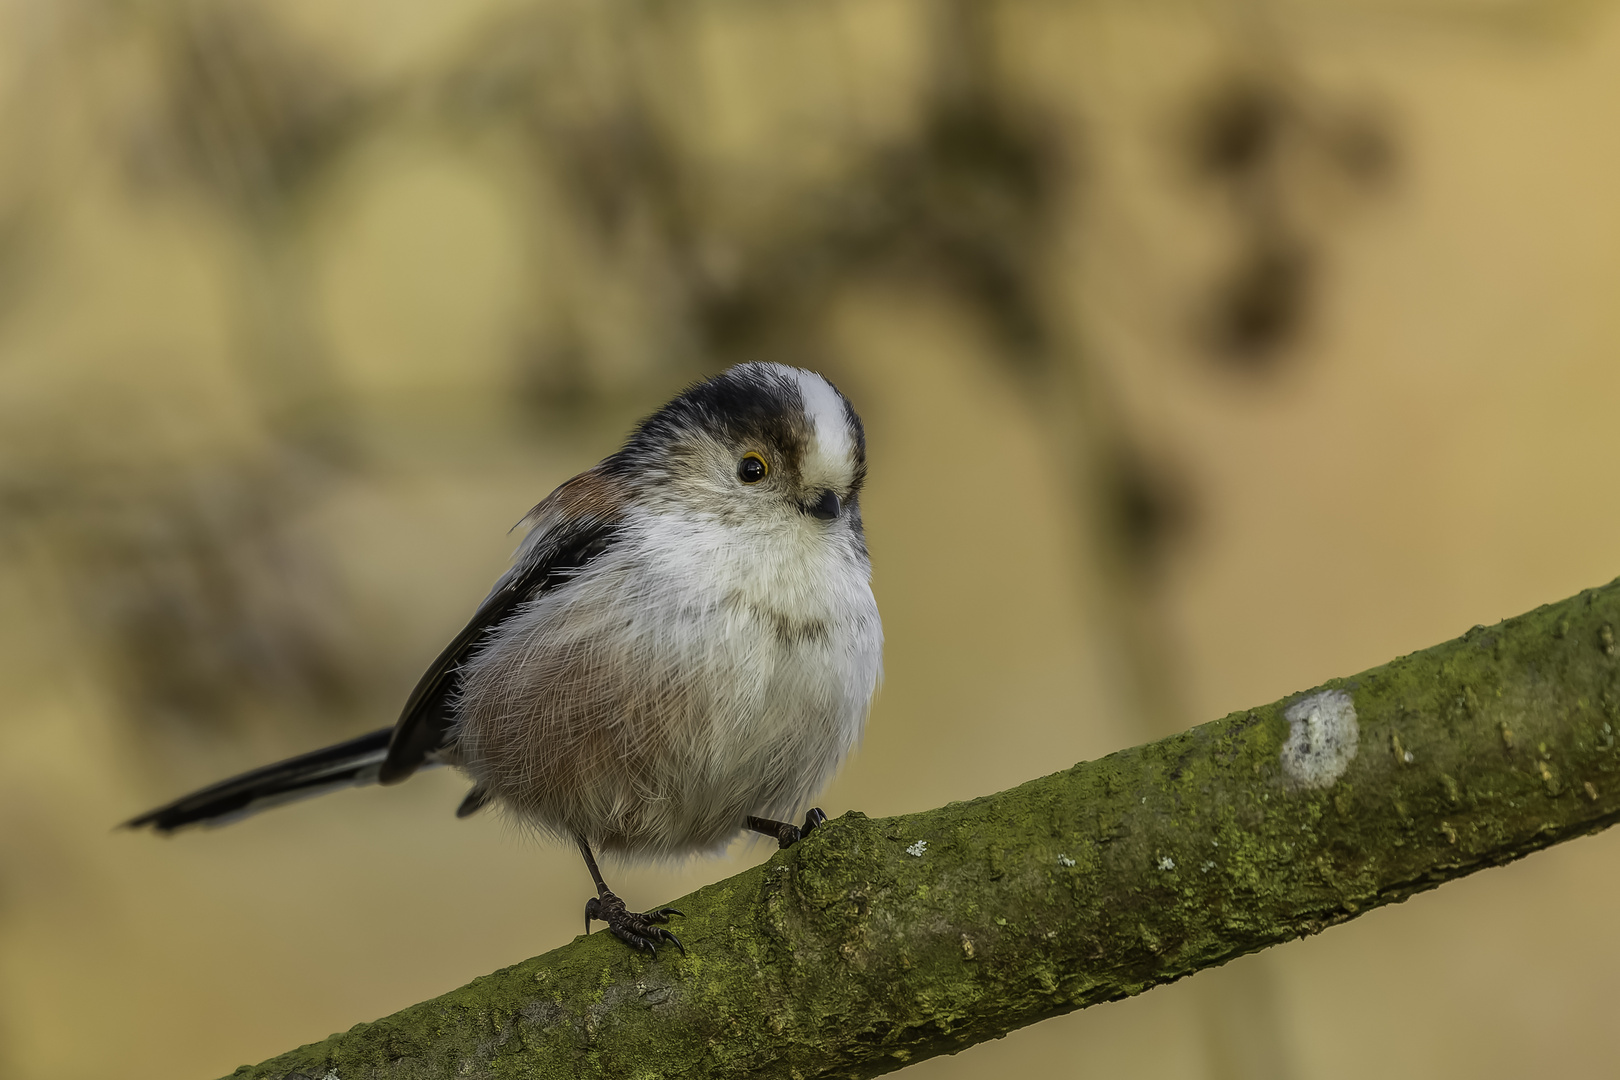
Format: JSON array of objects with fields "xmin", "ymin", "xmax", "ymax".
[
  {"xmin": 583, "ymin": 890, "xmax": 686, "ymax": 957},
  {"xmin": 585, "ymin": 891, "xmax": 617, "ymax": 936},
  {"xmin": 776, "ymin": 808, "xmax": 829, "ymax": 848}
]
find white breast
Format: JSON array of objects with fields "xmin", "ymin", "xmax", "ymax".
[{"xmin": 450, "ymin": 507, "xmax": 882, "ymax": 859}]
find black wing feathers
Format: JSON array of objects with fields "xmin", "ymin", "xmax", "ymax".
[{"xmin": 377, "ymin": 519, "xmax": 624, "ymax": 784}]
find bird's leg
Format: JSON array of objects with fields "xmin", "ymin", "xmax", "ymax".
[
  {"xmin": 577, "ymin": 837, "xmax": 684, "ymax": 957},
  {"xmin": 745, "ymin": 807, "xmax": 828, "ymax": 849}
]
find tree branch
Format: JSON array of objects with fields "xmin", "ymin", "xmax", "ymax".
[{"xmin": 229, "ymin": 578, "xmax": 1620, "ymax": 1080}]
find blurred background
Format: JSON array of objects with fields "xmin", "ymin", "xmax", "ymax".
[{"xmin": 3, "ymin": 0, "xmax": 1620, "ymax": 1077}]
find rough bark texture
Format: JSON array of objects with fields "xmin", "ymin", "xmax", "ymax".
[{"xmin": 229, "ymin": 578, "xmax": 1620, "ymax": 1080}]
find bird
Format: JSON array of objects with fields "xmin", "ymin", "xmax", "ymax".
[{"xmin": 124, "ymin": 363, "xmax": 883, "ymax": 956}]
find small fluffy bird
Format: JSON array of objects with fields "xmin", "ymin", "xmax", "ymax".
[{"xmin": 127, "ymin": 363, "xmax": 883, "ymax": 955}]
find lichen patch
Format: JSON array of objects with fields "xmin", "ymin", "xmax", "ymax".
[{"xmin": 1280, "ymin": 689, "xmax": 1359, "ymax": 789}]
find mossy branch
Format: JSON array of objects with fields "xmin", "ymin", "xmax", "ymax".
[{"xmin": 230, "ymin": 579, "xmax": 1620, "ymax": 1080}]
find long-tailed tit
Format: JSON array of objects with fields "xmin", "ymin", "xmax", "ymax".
[{"xmin": 126, "ymin": 363, "xmax": 883, "ymax": 955}]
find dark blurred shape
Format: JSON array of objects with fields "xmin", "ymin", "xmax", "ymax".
[
  {"xmin": 552, "ymin": 111, "xmax": 682, "ymax": 246},
  {"xmin": 1333, "ymin": 111, "xmax": 1397, "ymax": 188},
  {"xmin": 62, "ymin": 460, "xmax": 361, "ymax": 738},
  {"xmin": 0, "ymin": 435, "xmax": 363, "ymax": 741},
  {"xmin": 862, "ymin": 96, "xmax": 1061, "ymax": 359},
  {"xmin": 1184, "ymin": 71, "xmax": 1394, "ymax": 374},
  {"xmin": 1189, "ymin": 78, "xmax": 1287, "ymax": 182},
  {"xmin": 440, "ymin": 12, "xmax": 712, "ymax": 407},
  {"xmin": 1106, "ymin": 447, "xmax": 1196, "ymax": 581},
  {"xmin": 1207, "ymin": 237, "xmax": 1313, "ymax": 369},
  {"xmin": 448, "ymin": 2, "xmax": 1067, "ymax": 415},
  {"xmin": 677, "ymin": 90, "xmax": 1065, "ymax": 367},
  {"xmin": 134, "ymin": 2, "xmax": 371, "ymax": 215}
]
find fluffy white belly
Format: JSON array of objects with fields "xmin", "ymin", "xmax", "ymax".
[{"xmin": 449, "ymin": 511, "xmax": 882, "ymax": 858}]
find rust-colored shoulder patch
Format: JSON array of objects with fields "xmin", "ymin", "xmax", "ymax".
[{"xmin": 517, "ymin": 467, "xmax": 628, "ymax": 535}]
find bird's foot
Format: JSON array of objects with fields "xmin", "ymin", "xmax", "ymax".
[
  {"xmin": 584, "ymin": 891, "xmax": 684, "ymax": 957},
  {"xmin": 746, "ymin": 807, "xmax": 829, "ymax": 849}
]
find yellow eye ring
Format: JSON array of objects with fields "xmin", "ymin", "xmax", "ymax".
[{"xmin": 737, "ymin": 452, "xmax": 769, "ymax": 484}]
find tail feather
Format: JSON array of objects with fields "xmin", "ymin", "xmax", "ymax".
[{"xmin": 124, "ymin": 727, "xmax": 410, "ymax": 834}]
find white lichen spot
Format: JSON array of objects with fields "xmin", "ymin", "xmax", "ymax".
[
  {"xmin": 1280, "ymin": 689, "xmax": 1360, "ymax": 789},
  {"xmin": 906, "ymin": 839, "xmax": 928, "ymax": 857},
  {"xmin": 1157, "ymin": 856, "xmax": 1176, "ymax": 871},
  {"xmin": 1200, "ymin": 860, "xmax": 1216, "ymax": 873},
  {"xmin": 322, "ymin": 1072, "xmax": 340, "ymax": 1080},
  {"xmin": 1403, "ymin": 750, "xmax": 1414, "ymax": 764},
  {"xmin": 1056, "ymin": 854, "xmax": 1076, "ymax": 868}
]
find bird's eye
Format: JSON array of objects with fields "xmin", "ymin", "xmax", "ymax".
[{"xmin": 737, "ymin": 452, "xmax": 769, "ymax": 484}]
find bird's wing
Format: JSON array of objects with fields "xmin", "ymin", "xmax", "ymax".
[{"xmin": 378, "ymin": 470, "xmax": 627, "ymax": 784}]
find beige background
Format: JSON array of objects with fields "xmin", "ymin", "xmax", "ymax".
[{"xmin": 3, "ymin": 1, "xmax": 1620, "ymax": 1077}]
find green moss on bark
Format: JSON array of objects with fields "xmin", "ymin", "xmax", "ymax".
[{"xmin": 231, "ymin": 579, "xmax": 1620, "ymax": 1080}]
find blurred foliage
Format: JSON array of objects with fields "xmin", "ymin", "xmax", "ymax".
[
  {"xmin": 0, "ymin": 0, "xmax": 1399, "ymax": 750},
  {"xmin": 133, "ymin": 2, "xmax": 371, "ymax": 214}
]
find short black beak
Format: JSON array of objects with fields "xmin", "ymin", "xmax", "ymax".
[{"xmin": 808, "ymin": 489, "xmax": 841, "ymax": 520}]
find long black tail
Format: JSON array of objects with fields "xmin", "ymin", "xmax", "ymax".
[{"xmin": 124, "ymin": 727, "xmax": 404, "ymax": 834}]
